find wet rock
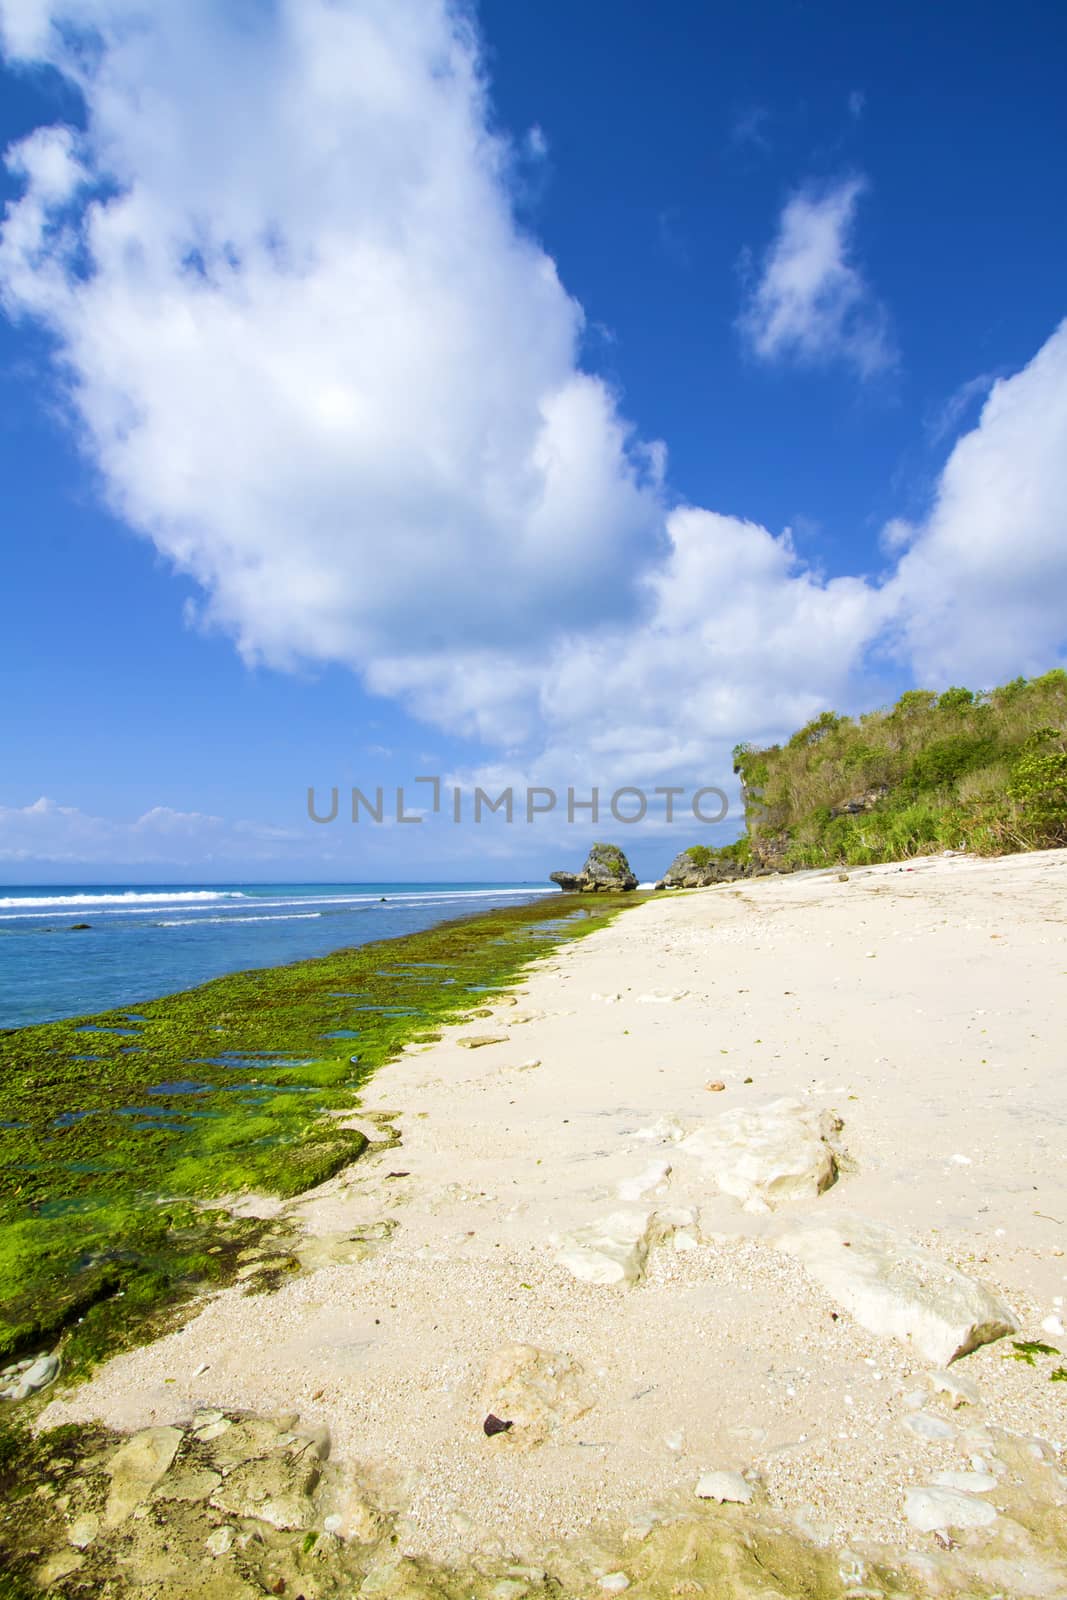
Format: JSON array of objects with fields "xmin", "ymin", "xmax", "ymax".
[
  {"xmin": 210, "ymin": 1448, "xmax": 321, "ymax": 1530},
  {"xmin": 457, "ymin": 1034, "xmax": 509, "ymax": 1049},
  {"xmin": 104, "ymin": 1425, "xmax": 183, "ymax": 1527},
  {"xmin": 903, "ymin": 1485, "xmax": 997, "ymax": 1533},
  {"xmin": 153, "ymin": 1464, "xmax": 224, "ymax": 1502},
  {"xmin": 67, "ymin": 1512, "xmax": 100, "ymax": 1549},
  {"xmin": 22, "ymin": 1353, "xmax": 59, "ymax": 1390},
  {"xmin": 480, "ymin": 1343, "xmax": 592, "ymax": 1448},
  {"xmin": 679, "ymin": 1098, "xmax": 841, "ymax": 1212},
  {"xmin": 205, "ymin": 1524, "xmax": 236, "ymax": 1556},
  {"xmin": 35, "ymin": 1550, "xmax": 84, "ymax": 1585},
  {"xmin": 777, "ymin": 1215, "xmax": 1016, "ymax": 1365},
  {"xmin": 695, "ymin": 1470, "xmax": 755, "ymax": 1504},
  {"xmin": 328, "ymin": 1483, "xmax": 387, "ymax": 1543}
]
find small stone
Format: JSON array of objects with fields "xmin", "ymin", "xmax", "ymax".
[
  {"xmin": 206, "ymin": 1525, "xmax": 235, "ymax": 1556},
  {"xmin": 599, "ymin": 1574, "xmax": 630, "ymax": 1592},
  {"xmin": 195, "ymin": 1420, "xmax": 231, "ymax": 1442},
  {"xmin": 1041, "ymin": 1314, "xmax": 1065, "ymax": 1337},
  {"xmin": 932, "ymin": 1470, "xmax": 996, "ymax": 1493},
  {"xmin": 22, "ymin": 1354, "xmax": 59, "ymax": 1390},
  {"xmin": 67, "ymin": 1513, "xmax": 100, "ymax": 1549},
  {"xmin": 458, "ymin": 1035, "xmax": 508, "ymax": 1049},
  {"xmin": 906, "ymin": 1414, "xmax": 955, "ymax": 1442},
  {"xmin": 904, "ymin": 1486, "xmax": 997, "ymax": 1533},
  {"xmin": 927, "ymin": 1369, "xmax": 979, "ymax": 1408},
  {"xmin": 695, "ymin": 1470, "xmax": 754, "ymax": 1504},
  {"xmin": 705, "ymin": 1081, "xmax": 726, "ymax": 1093}
]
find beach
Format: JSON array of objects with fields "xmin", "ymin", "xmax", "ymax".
[{"xmin": 28, "ymin": 850, "xmax": 1067, "ymax": 1594}]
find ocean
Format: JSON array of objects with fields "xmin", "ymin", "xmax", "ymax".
[{"xmin": 0, "ymin": 882, "xmax": 557, "ymax": 1029}]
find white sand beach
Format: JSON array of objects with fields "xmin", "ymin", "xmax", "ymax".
[{"xmin": 41, "ymin": 850, "xmax": 1067, "ymax": 1591}]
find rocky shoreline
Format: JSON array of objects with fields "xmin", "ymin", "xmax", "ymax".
[{"xmin": 6, "ymin": 850, "xmax": 1067, "ymax": 1597}]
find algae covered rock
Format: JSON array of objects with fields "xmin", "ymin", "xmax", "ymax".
[{"xmin": 550, "ymin": 842, "xmax": 637, "ymax": 893}]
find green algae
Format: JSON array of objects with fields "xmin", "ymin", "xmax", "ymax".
[{"xmin": 0, "ymin": 893, "xmax": 630, "ymax": 1373}]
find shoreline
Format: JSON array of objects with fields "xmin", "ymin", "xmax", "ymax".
[
  {"xmin": 7, "ymin": 851, "xmax": 1067, "ymax": 1595},
  {"xmin": 0, "ymin": 892, "xmax": 631, "ymax": 1378}
]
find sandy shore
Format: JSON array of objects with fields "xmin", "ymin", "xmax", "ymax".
[{"xmin": 41, "ymin": 850, "xmax": 1067, "ymax": 1586}]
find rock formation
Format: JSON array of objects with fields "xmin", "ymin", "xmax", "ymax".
[
  {"xmin": 550, "ymin": 842, "xmax": 637, "ymax": 892},
  {"xmin": 655, "ymin": 845, "xmax": 751, "ymax": 889}
]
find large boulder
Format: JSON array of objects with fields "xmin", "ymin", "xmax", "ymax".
[
  {"xmin": 550, "ymin": 842, "xmax": 637, "ymax": 893},
  {"xmin": 657, "ymin": 846, "xmax": 751, "ymax": 889},
  {"xmin": 678, "ymin": 1098, "xmax": 842, "ymax": 1212},
  {"xmin": 777, "ymin": 1215, "xmax": 1016, "ymax": 1365}
]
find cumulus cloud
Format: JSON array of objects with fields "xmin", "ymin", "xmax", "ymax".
[
  {"xmin": 739, "ymin": 176, "xmax": 894, "ymax": 377},
  {"xmin": 0, "ymin": 0, "xmax": 661, "ymax": 675},
  {"xmin": 885, "ymin": 320, "xmax": 1067, "ymax": 685},
  {"xmin": 1, "ymin": 0, "xmax": 1066, "ymax": 847}
]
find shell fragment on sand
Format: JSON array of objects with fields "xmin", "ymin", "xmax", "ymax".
[
  {"xmin": 777, "ymin": 1216, "xmax": 1016, "ymax": 1366},
  {"xmin": 678, "ymin": 1097, "xmax": 841, "ymax": 1212}
]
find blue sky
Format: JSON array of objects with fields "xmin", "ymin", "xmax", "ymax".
[{"xmin": 1, "ymin": 0, "xmax": 1065, "ymax": 883}]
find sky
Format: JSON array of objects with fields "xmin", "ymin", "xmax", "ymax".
[{"xmin": 1, "ymin": 0, "xmax": 1065, "ymax": 883}]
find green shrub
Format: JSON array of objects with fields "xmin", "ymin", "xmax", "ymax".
[{"xmin": 734, "ymin": 671, "xmax": 1067, "ymax": 869}]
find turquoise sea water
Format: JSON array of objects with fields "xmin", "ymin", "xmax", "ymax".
[{"xmin": 0, "ymin": 882, "xmax": 556, "ymax": 1028}]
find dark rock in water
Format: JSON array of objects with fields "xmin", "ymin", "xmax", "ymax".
[
  {"xmin": 549, "ymin": 871, "xmax": 583, "ymax": 893},
  {"xmin": 69, "ymin": 923, "xmax": 92, "ymax": 930},
  {"xmin": 549, "ymin": 843, "xmax": 637, "ymax": 894},
  {"xmin": 657, "ymin": 847, "xmax": 751, "ymax": 889}
]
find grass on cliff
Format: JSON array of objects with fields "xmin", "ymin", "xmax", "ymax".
[
  {"xmin": 0, "ymin": 893, "xmax": 629, "ymax": 1374},
  {"xmin": 733, "ymin": 669, "xmax": 1067, "ymax": 868}
]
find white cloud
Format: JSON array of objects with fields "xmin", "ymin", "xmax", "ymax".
[
  {"xmin": 739, "ymin": 176, "xmax": 894, "ymax": 377},
  {"xmin": 1, "ymin": 0, "xmax": 1066, "ymax": 861},
  {"xmin": 925, "ymin": 370, "xmax": 997, "ymax": 444},
  {"xmin": 0, "ymin": 0, "xmax": 661, "ymax": 674},
  {"xmin": 848, "ymin": 90, "xmax": 865, "ymax": 120},
  {"xmin": 885, "ymin": 319, "xmax": 1067, "ymax": 685}
]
